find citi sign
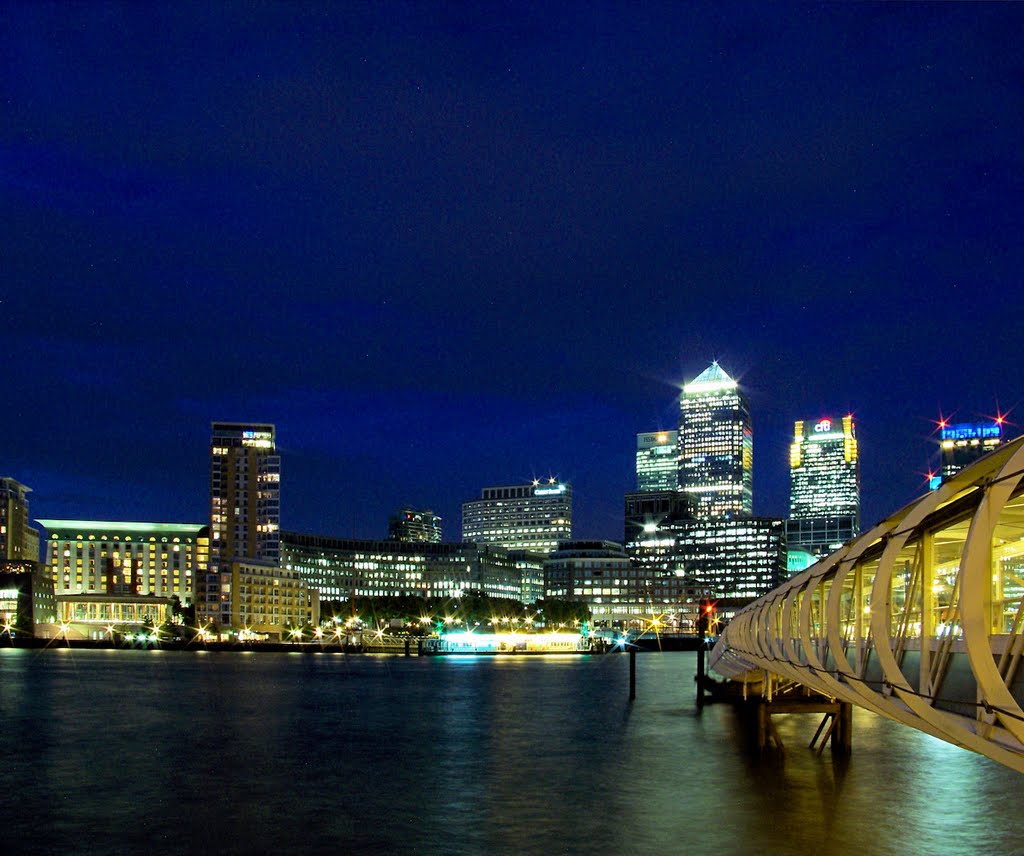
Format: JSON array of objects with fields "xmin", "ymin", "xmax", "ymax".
[{"xmin": 814, "ymin": 419, "xmax": 833, "ymax": 433}]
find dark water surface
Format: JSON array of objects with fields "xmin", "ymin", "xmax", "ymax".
[{"xmin": 2, "ymin": 649, "xmax": 1021, "ymax": 855}]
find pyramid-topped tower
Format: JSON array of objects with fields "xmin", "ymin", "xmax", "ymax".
[
  {"xmin": 684, "ymin": 360, "xmax": 735, "ymax": 391},
  {"xmin": 678, "ymin": 361, "xmax": 752, "ymax": 517}
]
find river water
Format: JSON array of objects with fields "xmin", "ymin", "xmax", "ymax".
[{"xmin": 2, "ymin": 648, "xmax": 1021, "ymax": 855}]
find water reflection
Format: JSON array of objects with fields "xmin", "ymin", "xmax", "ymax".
[{"xmin": 0, "ymin": 650, "xmax": 1020, "ymax": 855}]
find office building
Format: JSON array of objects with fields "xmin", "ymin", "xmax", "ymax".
[
  {"xmin": 938, "ymin": 421, "xmax": 1004, "ymax": 484},
  {"xmin": 281, "ymin": 532, "xmax": 528, "ymax": 604},
  {"xmin": 678, "ymin": 362, "xmax": 752, "ymax": 518},
  {"xmin": 389, "ymin": 508, "xmax": 442, "ymax": 543},
  {"xmin": 204, "ymin": 422, "xmax": 281, "ymax": 630},
  {"xmin": 622, "ymin": 490, "xmax": 784, "ymax": 621},
  {"xmin": 636, "ymin": 431, "xmax": 679, "ymax": 492},
  {"xmin": 624, "ymin": 490, "xmax": 696, "ymax": 545},
  {"xmin": 0, "ymin": 477, "xmax": 39, "ymax": 562},
  {"xmin": 544, "ymin": 541, "xmax": 633, "ymax": 623},
  {"xmin": 462, "ymin": 480, "xmax": 572, "ymax": 554},
  {"xmin": 0, "ymin": 560, "xmax": 56, "ymax": 635},
  {"xmin": 623, "ymin": 491, "xmax": 697, "ymax": 607},
  {"xmin": 668, "ymin": 517, "xmax": 786, "ymax": 601},
  {"xmin": 38, "ymin": 519, "xmax": 209, "ymax": 604},
  {"xmin": 508, "ymin": 550, "xmax": 545, "ymax": 605},
  {"xmin": 787, "ymin": 415, "xmax": 860, "ymax": 562}
]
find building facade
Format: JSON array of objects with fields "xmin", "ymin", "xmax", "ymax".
[
  {"xmin": 623, "ymin": 490, "xmax": 697, "ymax": 602},
  {"xmin": 508, "ymin": 550, "xmax": 545, "ymax": 605},
  {"xmin": 281, "ymin": 532, "xmax": 528, "ymax": 604},
  {"xmin": 621, "ymin": 490, "xmax": 784, "ymax": 622},
  {"xmin": 0, "ymin": 560, "xmax": 56, "ymax": 635},
  {"xmin": 388, "ymin": 508, "xmax": 443, "ymax": 543},
  {"xmin": 678, "ymin": 363, "xmax": 752, "ymax": 518},
  {"xmin": 636, "ymin": 431, "xmax": 679, "ymax": 492},
  {"xmin": 461, "ymin": 481, "xmax": 572, "ymax": 554},
  {"xmin": 787, "ymin": 415, "xmax": 860, "ymax": 562},
  {"xmin": 668, "ymin": 517, "xmax": 787, "ymax": 601},
  {"xmin": 204, "ymin": 422, "xmax": 281, "ymax": 629},
  {"xmin": 56, "ymin": 594, "xmax": 174, "ymax": 638},
  {"xmin": 229, "ymin": 559, "xmax": 319, "ymax": 639},
  {"xmin": 38, "ymin": 519, "xmax": 209, "ymax": 604},
  {"xmin": 1, "ymin": 477, "xmax": 40, "ymax": 562},
  {"xmin": 543, "ymin": 540, "xmax": 636, "ymax": 623}
]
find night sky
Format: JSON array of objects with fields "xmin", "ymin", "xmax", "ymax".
[{"xmin": 4, "ymin": 4, "xmax": 1023, "ymax": 544}]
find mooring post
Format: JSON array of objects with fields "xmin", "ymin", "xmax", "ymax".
[
  {"xmin": 695, "ymin": 598, "xmax": 707, "ymax": 706},
  {"xmin": 629, "ymin": 648, "xmax": 637, "ymax": 701},
  {"xmin": 834, "ymin": 702, "xmax": 853, "ymax": 754},
  {"xmin": 404, "ymin": 638, "xmax": 411, "ymax": 657},
  {"xmin": 696, "ymin": 642, "xmax": 706, "ymax": 707}
]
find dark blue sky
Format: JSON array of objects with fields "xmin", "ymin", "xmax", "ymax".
[{"xmin": 4, "ymin": 3, "xmax": 1023, "ymax": 542}]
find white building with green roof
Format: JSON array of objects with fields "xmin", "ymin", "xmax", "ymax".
[{"xmin": 37, "ymin": 519, "xmax": 209, "ymax": 606}]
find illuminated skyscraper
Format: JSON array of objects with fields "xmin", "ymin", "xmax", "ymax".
[
  {"xmin": 636, "ymin": 431, "xmax": 679, "ymax": 492},
  {"xmin": 677, "ymin": 362, "xmax": 752, "ymax": 518},
  {"xmin": 787, "ymin": 415, "xmax": 860, "ymax": 563},
  {"xmin": 462, "ymin": 480, "xmax": 572, "ymax": 555},
  {"xmin": 0, "ymin": 477, "xmax": 39, "ymax": 562},
  {"xmin": 202, "ymin": 422, "xmax": 281, "ymax": 630}
]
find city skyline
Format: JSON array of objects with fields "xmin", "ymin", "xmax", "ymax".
[
  {"xmin": 8, "ymin": 381, "xmax": 1013, "ymax": 548},
  {"xmin": 5, "ymin": 5, "xmax": 1023, "ymax": 544}
]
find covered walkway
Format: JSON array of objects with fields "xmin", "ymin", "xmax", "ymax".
[{"xmin": 711, "ymin": 435, "xmax": 1024, "ymax": 772}]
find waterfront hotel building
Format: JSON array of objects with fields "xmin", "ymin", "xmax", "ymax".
[
  {"xmin": 202, "ymin": 422, "xmax": 281, "ymax": 630},
  {"xmin": 678, "ymin": 363, "xmax": 752, "ymax": 518},
  {"xmin": 461, "ymin": 481, "xmax": 572, "ymax": 555},
  {"xmin": 786, "ymin": 415, "xmax": 860, "ymax": 563},
  {"xmin": 39, "ymin": 519, "xmax": 208, "ymax": 603}
]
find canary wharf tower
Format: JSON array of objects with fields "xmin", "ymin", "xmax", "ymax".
[{"xmin": 678, "ymin": 362, "xmax": 753, "ymax": 518}]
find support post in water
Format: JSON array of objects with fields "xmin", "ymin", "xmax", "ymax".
[
  {"xmin": 629, "ymin": 648, "xmax": 636, "ymax": 701},
  {"xmin": 695, "ymin": 597, "xmax": 712, "ymax": 706},
  {"xmin": 696, "ymin": 639, "xmax": 706, "ymax": 707}
]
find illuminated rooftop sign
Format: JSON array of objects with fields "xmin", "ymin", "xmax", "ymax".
[
  {"xmin": 940, "ymin": 422, "xmax": 1002, "ymax": 441},
  {"xmin": 534, "ymin": 484, "xmax": 567, "ymax": 496}
]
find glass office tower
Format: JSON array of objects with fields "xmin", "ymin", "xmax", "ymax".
[
  {"xmin": 636, "ymin": 431, "xmax": 679, "ymax": 492},
  {"xmin": 787, "ymin": 415, "xmax": 860, "ymax": 562},
  {"xmin": 462, "ymin": 481, "xmax": 572, "ymax": 555},
  {"xmin": 677, "ymin": 362, "xmax": 752, "ymax": 518}
]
